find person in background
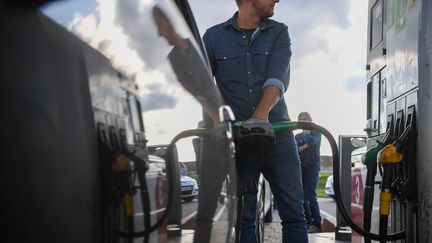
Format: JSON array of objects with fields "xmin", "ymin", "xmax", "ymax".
[{"xmin": 295, "ymin": 111, "xmax": 322, "ymax": 233}]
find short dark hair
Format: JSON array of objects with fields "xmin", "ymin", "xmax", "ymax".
[
  {"xmin": 298, "ymin": 112, "xmax": 312, "ymax": 122},
  {"xmin": 235, "ymin": 0, "xmax": 242, "ymax": 7}
]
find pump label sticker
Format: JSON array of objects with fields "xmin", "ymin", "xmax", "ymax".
[{"xmin": 387, "ymin": 0, "xmax": 408, "ymax": 34}]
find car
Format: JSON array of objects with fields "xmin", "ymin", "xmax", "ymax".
[
  {"xmin": 180, "ymin": 175, "xmax": 198, "ymax": 202},
  {"xmin": 325, "ymin": 175, "xmax": 335, "ymax": 199}
]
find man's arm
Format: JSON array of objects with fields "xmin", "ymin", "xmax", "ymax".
[
  {"xmin": 252, "ymin": 85, "xmax": 280, "ymax": 121},
  {"xmin": 264, "ymin": 25, "xmax": 292, "ymax": 98},
  {"xmin": 252, "ymin": 25, "xmax": 291, "ymax": 121}
]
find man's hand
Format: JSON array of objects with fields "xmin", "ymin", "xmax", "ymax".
[{"xmin": 236, "ymin": 118, "xmax": 276, "ymax": 153}]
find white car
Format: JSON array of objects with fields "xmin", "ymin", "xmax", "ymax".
[
  {"xmin": 325, "ymin": 175, "xmax": 335, "ymax": 199},
  {"xmin": 180, "ymin": 175, "xmax": 198, "ymax": 202}
]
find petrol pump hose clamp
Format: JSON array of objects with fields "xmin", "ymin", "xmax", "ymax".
[{"xmin": 235, "ymin": 118, "xmax": 276, "ymax": 153}]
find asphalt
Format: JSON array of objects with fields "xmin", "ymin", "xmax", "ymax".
[{"xmin": 264, "ymin": 197, "xmax": 349, "ymax": 243}]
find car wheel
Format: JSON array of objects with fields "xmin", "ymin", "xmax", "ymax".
[{"xmin": 183, "ymin": 196, "xmax": 195, "ymax": 203}]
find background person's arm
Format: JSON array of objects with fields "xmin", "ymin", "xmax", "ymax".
[{"xmin": 303, "ymin": 131, "xmax": 322, "ymax": 147}]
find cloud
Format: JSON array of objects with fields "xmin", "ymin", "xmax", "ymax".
[
  {"xmin": 189, "ymin": 0, "xmax": 351, "ymax": 61},
  {"xmin": 140, "ymin": 92, "xmax": 178, "ymax": 112},
  {"xmin": 64, "ymin": 0, "xmax": 195, "ymax": 113},
  {"xmin": 67, "ymin": 1, "xmax": 145, "ymax": 75},
  {"xmin": 113, "ymin": 0, "xmax": 167, "ymax": 69},
  {"xmin": 282, "ymin": 0, "xmax": 351, "ymax": 28}
]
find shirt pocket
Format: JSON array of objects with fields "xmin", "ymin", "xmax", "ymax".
[
  {"xmin": 215, "ymin": 49, "xmax": 240, "ymax": 81},
  {"xmin": 253, "ymin": 47, "xmax": 272, "ymax": 77}
]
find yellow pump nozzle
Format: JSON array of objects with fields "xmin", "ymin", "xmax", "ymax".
[
  {"xmin": 123, "ymin": 194, "xmax": 134, "ymax": 216},
  {"xmin": 377, "ymin": 143, "xmax": 403, "ymax": 218},
  {"xmin": 379, "ymin": 191, "xmax": 392, "ymax": 216},
  {"xmin": 113, "ymin": 154, "xmax": 132, "ymax": 171},
  {"xmin": 377, "ymin": 144, "xmax": 403, "ymax": 165}
]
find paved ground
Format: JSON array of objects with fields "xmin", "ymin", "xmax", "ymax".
[
  {"xmin": 169, "ymin": 196, "xmax": 344, "ymax": 243},
  {"xmin": 264, "ymin": 197, "xmax": 348, "ymax": 243},
  {"xmin": 264, "ymin": 215, "xmax": 347, "ymax": 243}
]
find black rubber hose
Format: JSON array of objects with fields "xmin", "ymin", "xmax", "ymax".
[
  {"xmin": 363, "ymin": 162, "xmax": 376, "ymax": 243},
  {"xmin": 137, "ymin": 169, "xmax": 151, "ymax": 243},
  {"xmin": 294, "ymin": 122, "xmax": 405, "ymax": 242},
  {"xmin": 380, "ymin": 215, "xmax": 389, "ymax": 243}
]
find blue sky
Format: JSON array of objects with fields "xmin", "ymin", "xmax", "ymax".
[
  {"xmin": 42, "ymin": 0, "xmax": 97, "ymax": 25},
  {"xmin": 41, "ymin": 0, "xmax": 368, "ymax": 156}
]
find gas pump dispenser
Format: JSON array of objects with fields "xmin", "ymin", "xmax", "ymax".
[{"xmin": 329, "ymin": 0, "xmax": 431, "ymax": 242}]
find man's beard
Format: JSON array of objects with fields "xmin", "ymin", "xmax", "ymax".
[{"xmin": 252, "ymin": 3, "xmax": 274, "ymax": 18}]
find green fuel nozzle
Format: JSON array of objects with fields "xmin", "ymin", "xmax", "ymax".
[
  {"xmin": 362, "ymin": 141, "xmax": 386, "ymax": 236},
  {"xmin": 361, "ymin": 130, "xmax": 391, "ymax": 240}
]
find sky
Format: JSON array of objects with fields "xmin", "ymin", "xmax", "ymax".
[{"xmin": 42, "ymin": 0, "xmax": 369, "ymax": 157}]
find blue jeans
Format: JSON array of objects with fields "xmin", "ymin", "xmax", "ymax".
[
  {"xmin": 301, "ymin": 166, "xmax": 322, "ymax": 226},
  {"xmin": 237, "ymin": 132, "xmax": 308, "ymax": 243}
]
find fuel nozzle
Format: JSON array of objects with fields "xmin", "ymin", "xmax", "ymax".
[
  {"xmin": 376, "ymin": 125, "xmax": 411, "ymax": 242},
  {"xmin": 361, "ymin": 131, "xmax": 391, "ymax": 241},
  {"xmin": 377, "ymin": 127, "xmax": 409, "ymax": 217},
  {"xmin": 377, "ymin": 124, "xmax": 411, "ymax": 178}
]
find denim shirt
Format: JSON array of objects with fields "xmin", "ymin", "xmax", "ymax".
[
  {"xmin": 295, "ymin": 131, "xmax": 322, "ymax": 168},
  {"xmin": 203, "ymin": 13, "xmax": 292, "ymax": 122}
]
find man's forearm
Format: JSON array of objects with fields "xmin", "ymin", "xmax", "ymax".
[
  {"xmin": 252, "ymin": 85, "xmax": 281, "ymax": 121},
  {"xmin": 298, "ymin": 144, "xmax": 309, "ymax": 152}
]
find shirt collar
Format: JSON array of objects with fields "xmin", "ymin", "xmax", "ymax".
[{"xmin": 224, "ymin": 12, "xmax": 274, "ymax": 31}]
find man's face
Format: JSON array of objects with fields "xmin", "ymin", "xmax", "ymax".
[
  {"xmin": 252, "ymin": 0, "xmax": 279, "ymax": 18},
  {"xmin": 298, "ymin": 116, "xmax": 310, "ymax": 122}
]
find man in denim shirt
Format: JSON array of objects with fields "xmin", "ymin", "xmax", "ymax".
[{"xmin": 203, "ymin": 0, "xmax": 308, "ymax": 242}]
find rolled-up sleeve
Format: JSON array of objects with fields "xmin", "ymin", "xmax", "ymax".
[{"xmin": 263, "ymin": 25, "xmax": 291, "ymax": 97}]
